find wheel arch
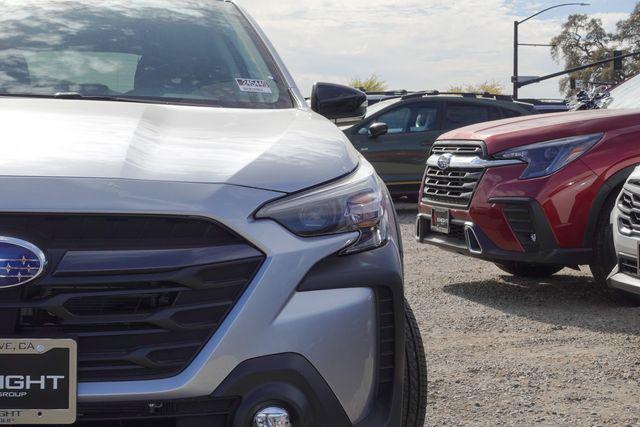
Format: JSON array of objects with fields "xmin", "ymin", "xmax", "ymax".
[{"xmin": 583, "ymin": 164, "xmax": 636, "ymax": 248}]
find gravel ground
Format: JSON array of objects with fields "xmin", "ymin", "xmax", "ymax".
[{"xmin": 396, "ymin": 209, "xmax": 640, "ymax": 426}]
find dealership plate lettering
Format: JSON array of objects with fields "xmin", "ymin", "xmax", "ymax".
[
  {"xmin": 235, "ymin": 78, "xmax": 273, "ymax": 94},
  {"xmin": 431, "ymin": 208, "xmax": 451, "ymax": 234},
  {"xmin": 0, "ymin": 339, "xmax": 77, "ymax": 425}
]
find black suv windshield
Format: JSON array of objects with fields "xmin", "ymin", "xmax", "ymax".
[
  {"xmin": 604, "ymin": 74, "xmax": 640, "ymax": 110},
  {"xmin": 0, "ymin": 0, "xmax": 293, "ymax": 109}
]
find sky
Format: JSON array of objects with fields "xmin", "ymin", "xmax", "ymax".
[{"xmin": 237, "ymin": 0, "xmax": 637, "ymax": 99}]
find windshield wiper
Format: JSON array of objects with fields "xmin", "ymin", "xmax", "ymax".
[
  {"xmin": 53, "ymin": 92, "xmax": 168, "ymax": 104},
  {"xmin": 0, "ymin": 92, "xmax": 224, "ymax": 107}
]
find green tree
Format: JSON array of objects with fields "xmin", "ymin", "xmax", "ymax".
[
  {"xmin": 349, "ymin": 74, "xmax": 388, "ymax": 92},
  {"xmin": 551, "ymin": 14, "xmax": 622, "ymax": 95},
  {"xmin": 615, "ymin": 3, "xmax": 640, "ymax": 76},
  {"xmin": 448, "ymin": 80, "xmax": 505, "ymax": 94}
]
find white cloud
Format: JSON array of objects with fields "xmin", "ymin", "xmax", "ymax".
[{"xmin": 237, "ymin": 0, "xmax": 629, "ymax": 99}]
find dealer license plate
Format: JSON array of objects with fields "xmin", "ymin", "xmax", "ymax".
[
  {"xmin": 431, "ymin": 208, "xmax": 450, "ymax": 234},
  {"xmin": 0, "ymin": 339, "xmax": 77, "ymax": 425}
]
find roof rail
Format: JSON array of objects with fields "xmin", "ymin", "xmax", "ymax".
[
  {"xmin": 363, "ymin": 90, "xmax": 410, "ymax": 95},
  {"xmin": 400, "ymin": 91, "xmax": 515, "ymax": 102}
]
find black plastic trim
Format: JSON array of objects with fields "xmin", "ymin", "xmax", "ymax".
[
  {"xmin": 417, "ymin": 198, "xmax": 593, "ymax": 266},
  {"xmin": 212, "ymin": 353, "xmax": 352, "ymax": 427}
]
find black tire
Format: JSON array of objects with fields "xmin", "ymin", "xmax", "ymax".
[
  {"xmin": 402, "ymin": 300, "xmax": 428, "ymax": 427},
  {"xmin": 495, "ymin": 261, "xmax": 564, "ymax": 278},
  {"xmin": 589, "ymin": 190, "xmax": 640, "ymax": 305}
]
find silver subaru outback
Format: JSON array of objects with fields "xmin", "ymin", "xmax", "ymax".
[{"xmin": 0, "ymin": 1, "xmax": 427, "ymax": 426}]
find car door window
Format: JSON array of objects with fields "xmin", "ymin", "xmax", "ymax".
[
  {"xmin": 444, "ymin": 104, "xmax": 490, "ymax": 129},
  {"xmin": 409, "ymin": 106, "xmax": 439, "ymax": 133},
  {"xmin": 377, "ymin": 107, "xmax": 411, "ymax": 134}
]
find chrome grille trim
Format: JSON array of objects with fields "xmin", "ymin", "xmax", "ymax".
[
  {"xmin": 423, "ymin": 167, "xmax": 484, "ymax": 207},
  {"xmin": 423, "ymin": 141, "xmax": 521, "ymax": 208},
  {"xmin": 618, "ymin": 183, "xmax": 640, "ymax": 236},
  {"xmin": 431, "ymin": 143, "xmax": 484, "ymax": 156},
  {"xmin": 425, "ymin": 154, "xmax": 522, "ymax": 170}
]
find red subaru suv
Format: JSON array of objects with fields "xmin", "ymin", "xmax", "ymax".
[{"xmin": 416, "ymin": 74, "xmax": 640, "ymax": 302}]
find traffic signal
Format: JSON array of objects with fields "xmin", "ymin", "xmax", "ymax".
[{"xmin": 614, "ymin": 50, "xmax": 624, "ymax": 71}]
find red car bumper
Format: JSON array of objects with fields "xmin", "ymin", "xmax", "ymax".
[{"xmin": 416, "ymin": 159, "xmax": 598, "ymax": 266}]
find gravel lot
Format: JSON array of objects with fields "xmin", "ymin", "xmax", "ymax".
[{"xmin": 397, "ymin": 209, "xmax": 640, "ymax": 426}]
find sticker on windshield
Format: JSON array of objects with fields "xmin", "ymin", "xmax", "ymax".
[{"xmin": 235, "ymin": 78, "xmax": 273, "ymax": 94}]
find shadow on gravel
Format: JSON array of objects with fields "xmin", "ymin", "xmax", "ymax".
[{"xmin": 443, "ymin": 274, "xmax": 640, "ymax": 336}]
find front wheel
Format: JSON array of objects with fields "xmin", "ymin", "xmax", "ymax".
[
  {"xmin": 495, "ymin": 261, "xmax": 564, "ymax": 278},
  {"xmin": 402, "ymin": 301, "xmax": 428, "ymax": 426}
]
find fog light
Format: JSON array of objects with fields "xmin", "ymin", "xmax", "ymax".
[{"xmin": 253, "ymin": 406, "xmax": 292, "ymax": 427}]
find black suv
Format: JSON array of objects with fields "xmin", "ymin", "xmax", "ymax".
[{"xmin": 343, "ymin": 92, "xmax": 536, "ymax": 199}]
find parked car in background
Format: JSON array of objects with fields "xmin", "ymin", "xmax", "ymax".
[
  {"xmin": 0, "ymin": 1, "xmax": 427, "ymax": 426},
  {"xmin": 416, "ymin": 73, "xmax": 640, "ymax": 304},
  {"xmin": 518, "ymin": 98, "xmax": 570, "ymax": 113},
  {"xmin": 343, "ymin": 91, "xmax": 536, "ymax": 199}
]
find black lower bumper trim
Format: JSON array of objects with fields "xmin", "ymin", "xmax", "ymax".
[
  {"xmin": 417, "ymin": 198, "xmax": 593, "ymax": 266},
  {"xmin": 212, "ymin": 353, "xmax": 352, "ymax": 427}
]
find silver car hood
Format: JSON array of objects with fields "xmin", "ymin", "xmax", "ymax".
[{"xmin": 0, "ymin": 98, "xmax": 359, "ymax": 193}]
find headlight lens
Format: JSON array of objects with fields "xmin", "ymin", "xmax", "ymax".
[
  {"xmin": 255, "ymin": 163, "xmax": 390, "ymax": 254},
  {"xmin": 494, "ymin": 133, "xmax": 603, "ymax": 179}
]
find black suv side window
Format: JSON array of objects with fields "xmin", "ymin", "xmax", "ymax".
[
  {"xmin": 377, "ymin": 107, "xmax": 412, "ymax": 134},
  {"xmin": 358, "ymin": 102, "xmax": 440, "ymax": 135},
  {"xmin": 444, "ymin": 103, "xmax": 490, "ymax": 129},
  {"xmin": 409, "ymin": 105, "xmax": 439, "ymax": 133}
]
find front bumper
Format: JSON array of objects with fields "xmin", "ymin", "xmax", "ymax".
[
  {"xmin": 416, "ymin": 199, "xmax": 592, "ymax": 266},
  {"xmin": 608, "ymin": 266, "xmax": 640, "ymax": 296},
  {"xmin": 0, "ymin": 177, "xmax": 406, "ymax": 426},
  {"xmin": 417, "ymin": 158, "xmax": 597, "ymax": 267}
]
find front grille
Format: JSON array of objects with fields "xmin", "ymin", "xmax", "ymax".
[
  {"xmin": 618, "ymin": 188, "xmax": 640, "ymax": 235},
  {"xmin": 431, "ymin": 142, "xmax": 484, "ymax": 156},
  {"xmin": 423, "ymin": 167, "xmax": 484, "ymax": 207},
  {"xmin": 423, "ymin": 142, "xmax": 485, "ymax": 208},
  {"xmin": 0, "ymin": 214, "xmax": 264, "ymax": 382},
  {"xmin": 503, "ymin": 204, "xmax": 539, "ymax": 252},
  {"xmin": 619, "ymin": 254, "xmax": 639, "ymax": 277}
]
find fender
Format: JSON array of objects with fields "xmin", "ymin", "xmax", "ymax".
[{"xmin": 583, "ymin": 165, "xmax": 636, "ymax": 248}]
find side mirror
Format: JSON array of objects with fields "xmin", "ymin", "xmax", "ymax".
[
  {"xmin": 368, "ymin": 122, "xmax": 389, "ymax": 138},
  {"xmin": 310, "ymin": 82, "xmax": 367, "ymax": 126}
]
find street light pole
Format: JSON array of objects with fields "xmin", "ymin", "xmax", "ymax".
[
  {"xmin": 512, "ymin": 2, "xmax": 589, "ymax": 100},
  {"xmin": 513, "ymin": 20, "xmax": 519, "ymax": 99}
]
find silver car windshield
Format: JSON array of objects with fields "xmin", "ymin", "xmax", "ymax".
[
  {"xmin": 604, "ymin": 74, "xmax": 640, "ymax": 110},
  {"xmin": 0, "ymin": 0, "xmax": 293, "ymax": 109}
]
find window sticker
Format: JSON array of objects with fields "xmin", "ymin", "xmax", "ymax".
[{"xmin": 235, "ymin": 78, "xmax": 273, "ymax": 94}]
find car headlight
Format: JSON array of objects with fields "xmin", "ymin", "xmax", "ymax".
[
  {"xmin": 255, "ymin": 163, "xmax": 390, "ymax": 255},
  {"xmin": 494, "ymin": 133, "xmax": 603, "ymax": 179}
]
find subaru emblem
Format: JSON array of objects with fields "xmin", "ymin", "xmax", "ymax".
[
  {"xmin": 437, "ymin": 153, "xmax": 453, "ymax": 170},
  {"xmin": 0, "ymin": 237, "xmax": 46, "ymax": 288}
]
